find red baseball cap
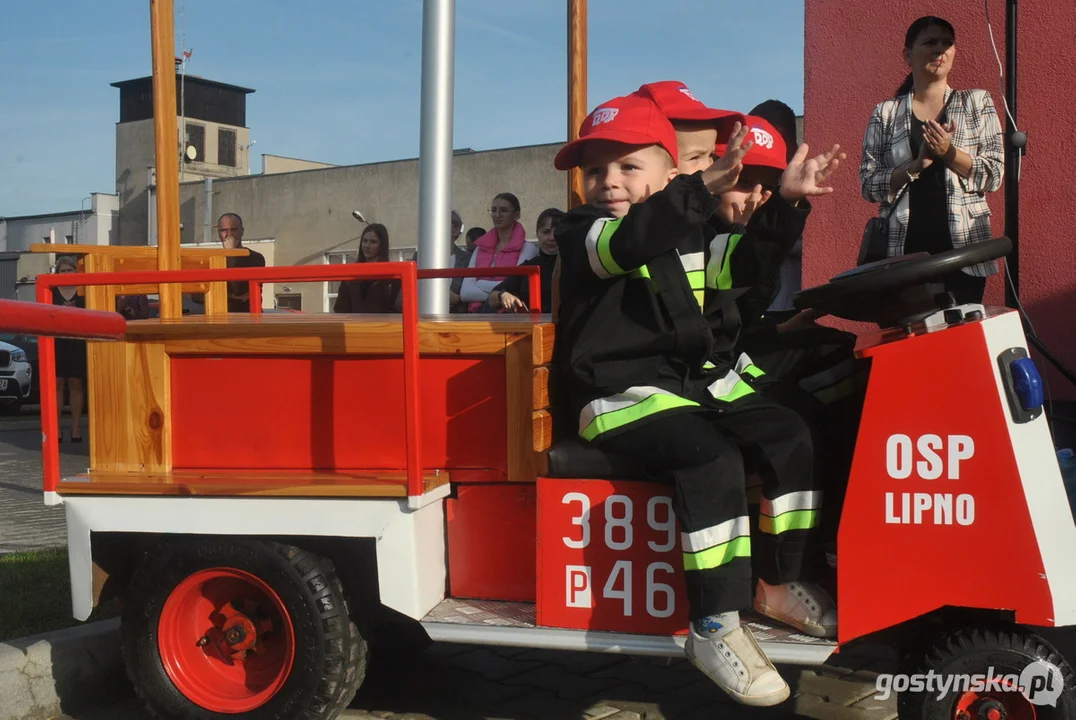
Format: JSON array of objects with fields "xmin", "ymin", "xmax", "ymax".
[
  {"xmin": 554, "ymin": 94, "xmax": 680, "ymax": 171},
  {"xmin": 634, "ymin": 80, "xmax": 746, "ymax": 130},
  {"xmin": 715, "ymin": 115, "xmax": 789, "ymax": 170}
]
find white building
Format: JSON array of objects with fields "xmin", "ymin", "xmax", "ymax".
[{"xmin": 0, "ymin": 193, "xmax": 119, "ymax": 300}]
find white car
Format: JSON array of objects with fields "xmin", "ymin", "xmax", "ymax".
[{"xmin": 0, "ymin": 340, "xmax": 32, "ymax": 412}]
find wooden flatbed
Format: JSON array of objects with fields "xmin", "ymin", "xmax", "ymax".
[{"xmin": 63, "ymin": 312, "xmax": 555, "ymax": 499}]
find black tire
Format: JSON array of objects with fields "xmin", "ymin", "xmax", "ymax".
[
  {"xmin": 122, "ymin": 538, "xmax": 368, "ymax": 720},
  {"xmin": 899, "ymin": 627, "xmax": 1076, "ymax": 720}
]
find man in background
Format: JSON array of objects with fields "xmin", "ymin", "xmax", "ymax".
[{"xmin": 217, "ymin": 212, "xmax": 266, "ymax": 312}]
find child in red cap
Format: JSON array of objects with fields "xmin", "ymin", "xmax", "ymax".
[
  {"xmin": 635, "ymin": 81, "xmax": 849, "ymax": 625},
  {"xmin": 553, "ymin": 93, "xmax": 843, "ymax": 707}
]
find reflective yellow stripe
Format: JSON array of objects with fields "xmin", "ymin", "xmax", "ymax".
[
  {"xmin": 759, "ymin": 509, "xmax": 819, "ymax": 535},
  {"xmin": 579, "ymin": 387, "xmax": 699, "ymax": 441},
  {"xmin": 742, "ymin": 364, "xmax": 765, "ymax": 378},
  {"xmin": 585, "ymin": 217, "xmax": 627, "ymax": 278},
  {"xmin": 707, "ymin": 370, "xmax": 755, "ymax": 402},
  {"xmin": 761, "ymin": 490, "xmax": 822, "ymax": 517},
  {"xmin": 683, "ymin": 536, "xmax": 751, "ymax": 571},
  {"xmin": 714, "ymin": 235, "xmax": 740, "ymax": 292}
]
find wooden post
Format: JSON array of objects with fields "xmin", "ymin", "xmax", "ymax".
[
  {"xmin": 553, "ymin": 0, "xmax": 587, "ymax": 323},
  {"xmin": 150, "ymin": 0, "xmax": 182, "ymax": 319},
  {"xmin": 567, "ymin": 0, "xmax": 587, "ymax": 210}
]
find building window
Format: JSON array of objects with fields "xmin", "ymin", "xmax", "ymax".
[
  {"xmin": 185, "ymin": 122, "xmax": 205, "ymax": 163},
  {"xmin": 275, "ymin": 294, "xmax": 302, "ymax": 311},
  {"xmin": 65, "ymin": 235, "xmax": 74, "ymax": 244},
  {"xmin": 324, "ymin": 251, "xmax": 359, "ymax": 310},
  {"xmin": 218, "ymin": 128, "xmax": 237, "ymax": 167}
]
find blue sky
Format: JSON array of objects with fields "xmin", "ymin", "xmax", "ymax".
[{"xmin": 0, "ymin": 0, "xmax": 805, "ymax": 217}]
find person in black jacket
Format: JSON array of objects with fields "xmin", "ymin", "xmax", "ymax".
[
  {"xmin": 554, "ymin": 92, "xmax": 845, "ymax": 706},
  {"xmin": 718, "ymin": 116, "xmax": 868, "ymax": 570},
  {"xmin": 487, "ymin": 208, "xmax": 565, "ymax": 313}
]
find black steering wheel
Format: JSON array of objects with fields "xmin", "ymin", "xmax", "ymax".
[{"xmin": 792, "ymin": 236, "xmax": 1012, "ymax": 324}]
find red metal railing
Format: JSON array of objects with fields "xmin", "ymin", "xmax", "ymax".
[
  {"xmin": 22, "ymin": 262, "xmax": 542, "ymax": 500},
  {"xmin": 243, "ymin": 266, "xmax": 544, "ymax": 315},
  {"xmin": 416, "ymin": 267, "xmax": 544, "ymax": 313},
  {"xmin": 0, "ymin": 300, "xmax": 127, "ymax": 339}
]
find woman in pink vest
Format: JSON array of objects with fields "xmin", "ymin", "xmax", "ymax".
[{"xmin": 459, "ymin": 192, "xmax": 539, "ymax": 312}]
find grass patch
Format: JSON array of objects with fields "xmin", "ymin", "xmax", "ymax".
[{"xmin": 0, "ymin": 547, "xmax": 118, "ymax": 642}]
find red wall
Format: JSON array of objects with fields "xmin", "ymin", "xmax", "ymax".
[{"xmin": 804, "ymin": 1, "xmax": 1076, "ymax": 398}]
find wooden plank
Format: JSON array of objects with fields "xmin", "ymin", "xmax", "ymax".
[
  {"xmin": 203, "ymin": 256, "xmax": 229, "ymax": 317},
  {"xmin": 533, "ymin": 366, "xmax": 550, "ymax": 410},
  {"xmin": 126, "ymin": 314, "xmax": 548, "ymax": 336},
  {"xmin": 29, "ymin": 244, "xmax": 248, "ymax": 258},
  {"xmin": 532, "ymin": 322, "xmax": 555, "ymax": 365},
  {"xmin": 87, "ymin": 341, "xmax": 130, "ymax": 472},
  {"xmin": 162, "ymin": 331, "xmax": 508, "ymax": 356},
  {"xmin": 83, "ymin": 252, "xmax": 117, "ymax": 312},
  {"xmin": 505, "ymin": 335, "xmax": 537, "ymax": 484},
  {"xmin": 82, "ymin": 253, "xmax": 130, "ymax": 472},
  {"xmin": 125, "ymin": 341, "xmax": 170, "ymax": 473},
  {"xmin": 56, "ymin": 468, "xmax": 450, "ymax": 499},
  {"xmin": 533, "ymin": 410, "xmax": 553, "ymax": 453}
]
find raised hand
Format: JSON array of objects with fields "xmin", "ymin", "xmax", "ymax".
[
  {"xmin": 732, "ymin": 184, "xmax": 773, "ymax": 225},
  {"xmin": 779, "ymin": 143, "xmax": 846, "ymax": 201},
  {"xmin": 702, "ymin": 122, "xmax": 754, "ymax": 196}
]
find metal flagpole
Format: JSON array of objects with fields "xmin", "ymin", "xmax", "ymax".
[{"xmin": 416, "ymin": 0, "xmax": 455, "ymax": 315}]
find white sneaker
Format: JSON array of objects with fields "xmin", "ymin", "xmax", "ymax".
[
  {"xmin": 685, "ymin": 624, "xmax": 791, "ymax": 707},
  {"xmin": 753, "ymin": 579, "xmax": 837, "ymax": 638}
]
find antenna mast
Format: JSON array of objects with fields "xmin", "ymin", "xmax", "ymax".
[{"xmin": 178, "ymin": 0, "xmax": 187, "ymax": 169}]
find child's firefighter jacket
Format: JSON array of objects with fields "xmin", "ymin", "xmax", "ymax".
[{"xmin": 553, "ymin": 172, "xmax": 808, "ymax": 442}]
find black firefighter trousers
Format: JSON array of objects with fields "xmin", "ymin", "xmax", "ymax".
[
  {"xmin": 594, "ymin": 394, "xmax": 827, "ymax": 621},
  {"xmin": 737, "ymin": 322, "xmax": 869, "ymax": 548}
]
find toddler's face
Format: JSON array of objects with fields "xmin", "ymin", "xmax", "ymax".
[
  {"xmin": 674, "ymin": 123, "xmax": 718, "ymax": 176},
  {"xmin": 581, "ymin": 141, "xmax": 678, "ymax": 218}
]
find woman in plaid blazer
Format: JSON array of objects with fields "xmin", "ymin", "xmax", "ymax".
[{"xmin": 860, "ymin": 15, "xmax": 1005, "ymax": 305}]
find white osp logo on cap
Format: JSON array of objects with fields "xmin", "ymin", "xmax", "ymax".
[
  {"xmin": 751, "ymin": 127, "xmax": 775, "ymax": 149},
  {"xmin": 592, "ymin": 107, "xmax": 619, "ymax": 126},
  {"xmin": 678, "ymin": 87, "xmax": 701, "ymax": 103}
]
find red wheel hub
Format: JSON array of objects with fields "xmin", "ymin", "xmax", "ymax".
[
  {"xmin": 954, "ymin": 676, "xmax": 1036, "ymax": 720},
  {"xmin": 158, "ymin": 567, "xmax": 296, "ymax": 713}
]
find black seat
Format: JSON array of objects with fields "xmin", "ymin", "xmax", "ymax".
[{"xmin": 546, "ymin": 438, "xmax": 649, "ymax": 479}]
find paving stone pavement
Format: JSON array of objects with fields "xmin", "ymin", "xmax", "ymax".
[
  {"xmin": 57, "ymin": 640, "xmax": 900, "ymax": 720},
  {"xmin": 0, "ymin": 426, "xmax": 87, "ymax": 554}
]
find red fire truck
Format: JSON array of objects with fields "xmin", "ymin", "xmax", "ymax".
[{"xmin": 3, "ymin": 1, "xmax": 1074, "ymax": 719}]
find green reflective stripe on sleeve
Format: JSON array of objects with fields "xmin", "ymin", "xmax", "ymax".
[
  {"xmin": 715, "ymin": 233, "xmax": 743, "ymax": 290},
  {"xmin": 703, "ymin": 361, "xmax": 716, "ymax": 370},
  {"xmin": 693, "ymin": 289, "xmax": 705, "ymax": 308},
  {"xmin": 683, "ymin": 536, "xmax": 751, "ymax": 571},
  {"xmin": 742, "ymin": 364, "xmax": 765, "ymax": 378},
  {"xmin": 759, "ymin": 509, "xmax": 819, "ymax": 535},
  {"xmin": 629, "ymin": 264, "xmax": 658, "ymax": 293},
  {"xmin": 596, "ymin": 217, "xmax": 627, "ymax": 276},
  {"xmin": 580, "ymin": 389, "xmax": 699, "ymax": 441},
  {"xmin": 718, "ymin": 380, "xmax": 754, "ymax": 402},
  {"xmin": 686, "ymin": 269, "xmax": 705, "ymax": 289}
]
